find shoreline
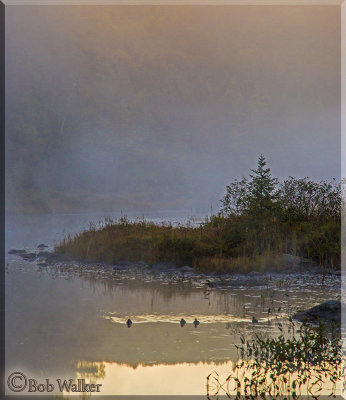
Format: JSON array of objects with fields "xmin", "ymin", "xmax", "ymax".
[{"xmin": 8, "ymin": 248, "xmax": 342, "ymax": 291}]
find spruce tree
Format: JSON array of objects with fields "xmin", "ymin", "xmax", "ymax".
[{"xmin": 248, "ymin": 154, "xmax": 278, "ymax": 216}]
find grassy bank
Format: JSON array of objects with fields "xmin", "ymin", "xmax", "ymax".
[
  {"xmin": 55, "ymin": 155, "xmax": 341, "ymax": 273},
  {"xmin": 55, "ymin": 213, "xmax": 340, "ymax": 273}
]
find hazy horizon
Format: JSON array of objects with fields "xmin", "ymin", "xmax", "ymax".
[{"xmin": 6, "ymin": 5, "xmax": 341, "ymax": 214}]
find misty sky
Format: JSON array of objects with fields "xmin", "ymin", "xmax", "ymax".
[{"xmin": 6, "ymin": 5, "xmax": 341, "ymax": 213}]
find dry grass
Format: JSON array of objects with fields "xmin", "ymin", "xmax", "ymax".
[{"xmin": 55, "ymin": 214, "xmax": 340, "ymax": 273}]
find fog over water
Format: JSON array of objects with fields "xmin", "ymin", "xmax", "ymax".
[{"xmin": 6, "ymin": 5, "xmax": 340, "ymax": 214}]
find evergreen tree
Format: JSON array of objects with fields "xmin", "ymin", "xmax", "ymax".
[
  {"xmin": 247, "ymin": 154, "xmax": 278, "ymax": 216},
  {"xmin": 220, "ymin": 154, "xmax": 279, "ymax": 217}
]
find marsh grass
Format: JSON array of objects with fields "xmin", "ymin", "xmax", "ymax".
[
  {"xmin": 55, "ymin": 213, "xmax": 340, "ymax": 273},
  {"xmin": 207, "ymin": 321, "xmax": 344, "ymax": 399}
]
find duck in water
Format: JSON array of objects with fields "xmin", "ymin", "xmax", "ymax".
[
  {"xmin": 193, "ymin": 318, "xmax": 200, "ymax": 328},
  {"xmin": 252, "ymin": 316, "xmax": 258, "ymax": 324},
  {"xmin": 180, "ymin": 318, "xmax": 186, "ymax": 327},
  {"xmin": 126, "ymin": 318, "xmax": 132, "ymax": 328}
]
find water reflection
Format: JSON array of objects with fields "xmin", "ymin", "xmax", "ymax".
[
  {"xmin": 75, "ymin": 360, "xmax": 236, "ymax": 395},
  {"xmin": 5, "ymin": 213, "xmax": 342, "ymax": 396},
  {"xmin": 74, "ymin": 358, "xmax": 342, "ymax": 396},
  {"xmin": 6, "ymin": 258, "xmax": 341, "ymax": 395}
]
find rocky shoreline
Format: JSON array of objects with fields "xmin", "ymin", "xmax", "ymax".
[{"xmin": 8, "ymin": 246, "xmax": 342, "ymax": 290}]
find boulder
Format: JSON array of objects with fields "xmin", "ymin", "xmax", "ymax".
[
  {"xmin": 151, "ymin": 262, "xmax": 175, "ymax": 271},
  {"xmin": 37, "ymin": 251, "xmax": 52, "ymax": 258},
  {"xmin": 37, "ymin": 262, "xmax": 48, "ymax": 267},
  {"xmin": 115, "ymin": 260, "xmax": 133, "ymax": 267},
  {"xmin": 45, "ymin": 252, "xmax": 70, "ymax": 263},
  {"xmin": 179, "ymin": 266, "xmax": 194, "ymax": 273},
  {"xmin": 247, "ymin": 271, "xmax": 263, "ymax": 277},
  {"xmin": 292, "ymin": 300, "xmax": 341, "ymax": 325},
  {"xmin": 8, "ymin": 249, "xmax": 27, "ymax": 255},
  {"xmin": 21, "ymin": 252, "xmax": 38, "ymax": 261},
  {"xmin": 282, "ymin": 253, "xmax": 313, "ymax": 268}
]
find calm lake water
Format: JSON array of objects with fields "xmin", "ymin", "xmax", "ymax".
[{"xmin": 5, "ymin": 212, "xmax": 342, "ymax": 396}]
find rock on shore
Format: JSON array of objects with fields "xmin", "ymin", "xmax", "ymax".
[{"xmin": 292, "ymin": 300, "xmax": 341, "ymax": 325}]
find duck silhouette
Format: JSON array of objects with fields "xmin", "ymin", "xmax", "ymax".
[
  {"xmin": 252, "ymin": 316, "xmax": 258, "ymax": 324},
  {"xmin": 193, "ymin": 318, "xmax": 200, "ymax": 328},
  {"xmin": 126, "ymin": 318, "xmax": 132, "ymax": 328},
  {"xmin": 180, "ymin": 318, "xmax": 186, "ymax": 327}
]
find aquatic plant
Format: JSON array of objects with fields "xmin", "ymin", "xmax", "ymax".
[{"xmin": 207, "ymin": 320, "xmax": 344, "ymax": 399}]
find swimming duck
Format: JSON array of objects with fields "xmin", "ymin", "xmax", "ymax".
[
  {"xmin": 126, "ymin": 318, "xmax": 132, "ymax": 328},
  {"xmin": 193, "ymin": 318, "xmax": 200, "ymax": 328}
]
